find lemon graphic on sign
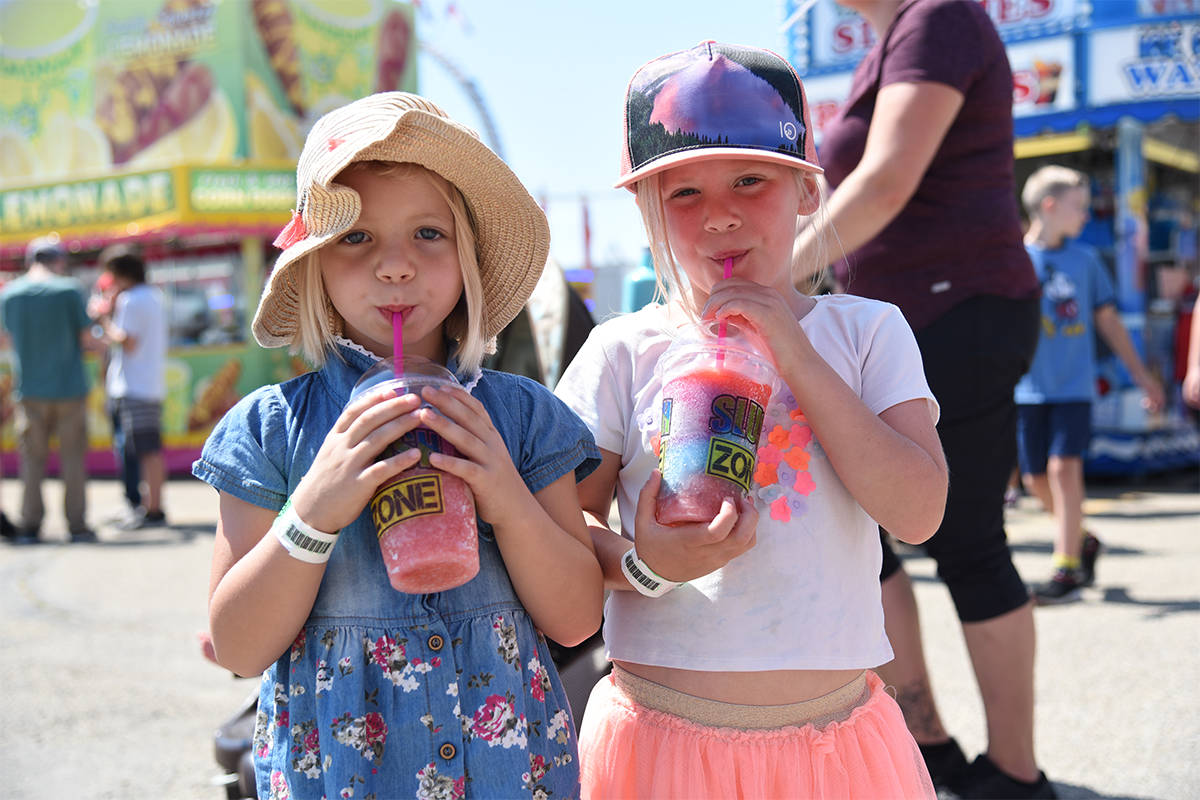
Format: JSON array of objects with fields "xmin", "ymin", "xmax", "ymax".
[
  {"xmin": 0, "ymin": 128, "xmax": 41, "ymax": 185},
  {"xmin": 30, "ymin": 113, "xmax": 113, "ymax": 179},
  {"xmin": 128, "ymin": 88, "xmax": 237, "ymax": 168},
  {"xmin": 246, "ymin": 73, "xmax": 303, "ymax": 161}
]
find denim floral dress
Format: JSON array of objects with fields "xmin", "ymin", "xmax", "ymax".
[{"xmin": 194, "ymin": 342, "xmax": 600, "ymax": 799}]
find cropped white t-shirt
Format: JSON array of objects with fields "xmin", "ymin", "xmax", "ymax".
[{"xmin": 555, "ymin": 294, "xmax": 938, "ymax": 671}]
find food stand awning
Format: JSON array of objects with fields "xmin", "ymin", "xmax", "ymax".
[{"xmin": 0, "ymin": 164, "xmax": 295, "ymax": 258}]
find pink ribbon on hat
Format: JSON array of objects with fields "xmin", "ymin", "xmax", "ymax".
[{"xmin": 274, "ymin": 209, "xmax": 308, "ymax": 249}]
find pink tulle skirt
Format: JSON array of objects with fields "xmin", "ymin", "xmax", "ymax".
[{"xmin": 579, "ymin": 669, "xmax": 934, "ymax": 799}]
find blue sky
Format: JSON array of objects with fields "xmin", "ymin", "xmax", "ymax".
[{"xmin": 414, "ymin": 0, "xmax": 794, "ymax": 272}]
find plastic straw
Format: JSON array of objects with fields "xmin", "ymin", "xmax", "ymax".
[
  {"xmin": 392, "ymin": 310, "xmax": 404, "ymax": 378},
  {"xmin": 717, "ymin": 257, "xmax": 733, "ymax": 366}
]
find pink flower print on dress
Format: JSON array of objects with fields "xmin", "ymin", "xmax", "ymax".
[
  {"xmin": 415, "ymin": 761, "xmax": 464, "ymax": 800},
  {"xmin": 254, "ymin": 708, "xmax": 271, "ymax": 758},
  {"xmin": 331, "ymin": 710, "xmax": 388, "ymax": 765},
  {"xmin": 492, "ymin": 615, "xmax": 520, "ymax": 667},
  {"xmin": 289, "ymin": 629, "xmax": 306, "ymax": 662},
  {"xmin": 523, "ymin": 753, "xmax": 553, "ymax": 793},
  {"xmin": 368, "ymin": 634, "xmax": 423, "ymax": 691},
  {"xmin": 289, "ymin": 719, "xmax": 322, "ymax": 778},
  {"xmin": 528, "ymin": 656, "xmax": 552, "ymax": 702},
  {"xmin": 793, "ymin": 470, "xmax": 816, "ymax": 496},
  {"xmin": 268, "ymin": 769, "xmax": 291, "ymax": 800},
  {"xmin": 471, "ymin": 692, "xmax": 529, "ymax": 749}
]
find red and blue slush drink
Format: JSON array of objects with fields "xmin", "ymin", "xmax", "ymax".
[
  {"xmin": 656, "ymin": 322, "xmax": 775, "ymax": 525},
  {"xmin": 350, "ymin": 359, "xmax": 479, "ymax": 593}
]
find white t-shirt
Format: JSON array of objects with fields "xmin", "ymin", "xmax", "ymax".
[
  {"xmin": 555, "ymin": 294, "xmax": 938, "ymax": 671},
  {"xmin": 108, "ymin": 283, "xmax": 168, "ymax": 402}
]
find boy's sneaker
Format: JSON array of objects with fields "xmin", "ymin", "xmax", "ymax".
[
  {"xmin": 1080, "ymin": 532, "xmax": 1101, "ymax": 586},
  {"xmin": 961, "ymin": 754, "xmax": 1056, "ymax": 799},
  {"xmin": 1033, "ymin": 567, "xmax": 1083, "ymax": 605},
  {"xmin": 117, "ymin": 507, "xmax": 168, "ymax": 530},
  {"xmin": 0, "ymin": 512, "xmax": 17, "ymax": 542}
]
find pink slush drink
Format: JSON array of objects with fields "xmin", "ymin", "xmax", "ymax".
[
  {"xmin": 350, "ymin": 359, "xmax": 479, "ymax": 593},
  {"xmin": 656, "ymin": 324, "xmax": 774, "ymax": 524}
]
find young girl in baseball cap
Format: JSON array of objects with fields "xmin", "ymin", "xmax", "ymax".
[
  {"xmin": 194, "ymin": 92, "xmax": 602, "ymax": 799},
  {"xmin": 555, "ymin": 41, "xmax": 946, "ymax": 798}
]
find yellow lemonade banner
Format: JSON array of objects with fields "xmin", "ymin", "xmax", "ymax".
[
  {"xmin": 0, "ymin": 0, "xmax": 416, "ymax": 188},
  {"xmin": 0, "ymin": 165, "xmax": 297, "ymax": 245}
]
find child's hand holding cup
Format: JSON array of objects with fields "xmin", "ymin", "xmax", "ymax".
[{"xmin": 349, "ymin": 357, "xmax": 480, "ymax": 593}]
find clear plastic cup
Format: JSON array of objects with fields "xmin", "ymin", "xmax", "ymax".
[
  {"xmin": 349, "ymin": 357, "xmax": 479, "ymax": 593},
  {"xmin": 655, "ymin": 321, "xmax": 776, "ymax": 525}
]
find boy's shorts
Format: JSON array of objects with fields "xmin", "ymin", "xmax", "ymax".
[
  {"xmin": 1016, "ymin": 401, "xmax": 1092, "ymax": 475},
  {"xmin": 115, "ymin": 397, "xmax": 163, "ymax": 456}
]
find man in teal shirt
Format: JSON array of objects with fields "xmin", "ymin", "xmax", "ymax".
[{"xmin": 1, "ymin": 236, "xmax": 94, "ymax": 543}]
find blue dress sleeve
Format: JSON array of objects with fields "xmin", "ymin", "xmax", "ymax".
[
  {"xmin": 191, "ymin": 385, "xmax": 291, "ymax": 512},
  {"xmin": 503, "ymin": 374, "xmax": 601, "ymax": 495}
]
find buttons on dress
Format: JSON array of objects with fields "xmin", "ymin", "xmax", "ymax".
[
  {"xmin": 439, "ymin": 742, "xmax": 456, "ymax": 760},
  {"xmin": 428, "ymin": 634, "xmax": 444, "ymax": 651}
]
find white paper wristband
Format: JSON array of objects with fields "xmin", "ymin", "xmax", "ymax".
[
  {"xmin": 272, "ymin": 501, "xmax": 338, "ymax": 564},
  {"xmin": 621, "ymin": 547, "xmax": 682, "ymax": 598}
]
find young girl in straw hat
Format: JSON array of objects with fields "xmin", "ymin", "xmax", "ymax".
[
  {"xmin": 194, "ymin": 92, "xmax": 602, "ymax": 799},
  {"xmin": 555, "ymin": 42, "xmax": 947, "ymax": 798}
]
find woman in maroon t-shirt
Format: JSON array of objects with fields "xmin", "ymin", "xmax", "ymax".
[{"xmin": 794, "ymin": 1, "xmax": 1053, "ymax": 798}]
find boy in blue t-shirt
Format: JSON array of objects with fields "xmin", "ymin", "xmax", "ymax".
[{"xmin": 1017, "ymin": 166, "xmax": 1165, "ymax": 603}]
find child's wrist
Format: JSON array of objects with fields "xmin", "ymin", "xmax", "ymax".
[
  {"xmin": 621, "ymin": 546, "xmax": 684, "ymax": 598},
  {"xmin": 272, "ymin": 499, "xmax": 339, "ymax": 564}
]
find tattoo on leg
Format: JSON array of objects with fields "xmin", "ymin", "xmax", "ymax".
[{"xmin": 893, "ymin": 678, "xmax": 947, "ymax": 740}]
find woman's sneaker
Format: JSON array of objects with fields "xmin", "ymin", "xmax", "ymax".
[
  {"xmin": 918, "ymin": 738, "xmax": 971, "ymax": 797},
  {"xmin": 962, "ymin": 754, "xmax": 1056, "ymax": 799},
  {"xmin": 1034, "ymin": 567, "xmax": 1084, "ymax": 605},
  {"xmin": 1080, "ymin": 532, "xmax": 1101, "ymax": 587}
]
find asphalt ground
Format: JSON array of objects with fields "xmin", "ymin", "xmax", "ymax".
[{"xmin": 0, "ymin": 468, "xmax": 1197, "ymax": 799}]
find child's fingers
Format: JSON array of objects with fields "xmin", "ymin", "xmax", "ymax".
[
  {"xmin": 332, "ymin": 386, "xmax": 397, "ymax": 432},
  {"xmin": 634, "ymin": 470, "xmax": 663, "ymax": 530},
  {"xmin": 353, "ymin": 410, "xmax": 426, "ymax": 461},
  {"xmin": 341, "ymin": 391, "xmax": 423, "ymax": 443},
  {"xmin": 409, "ymin": 390, "xmax": 499, "ymax": 465},
  {"xmin": 418, "ymin": 386, "xmax": 493, "ymax": 442},
  {"xmin": 362, "ymin": 444, "xmax": 424, "ymax": 486}
]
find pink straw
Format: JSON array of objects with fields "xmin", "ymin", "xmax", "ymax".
[
  {"xmin": 392, "ymin": 311, "xmax": 404, "ymax": 377},
  {"xmin": 717, "ymin": 257, "xmax": 733, "ymax": 364}
]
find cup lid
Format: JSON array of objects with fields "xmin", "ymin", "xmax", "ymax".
[{"xmin": 349, "ymin": 356, "xmax": 459, "ymax": 402}]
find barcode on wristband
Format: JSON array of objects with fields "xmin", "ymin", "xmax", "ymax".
[
  {"xmin": 624, "ymin": 553, "xmax": 663, "ymax": 590},
  {"xmin": 285, "ymin": 525, "xmax": 333, "ymax": 555}
]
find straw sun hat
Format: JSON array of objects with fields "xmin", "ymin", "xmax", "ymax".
[{"xmin": 253, "ymin": 92, "xmax": 549, "ymax": 348}]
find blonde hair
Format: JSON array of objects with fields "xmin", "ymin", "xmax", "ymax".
[
  {"xmin": 1022, "ymin": 165, "xmax": 1088, "ymax": 217},
  {"xmin": 287, "ymin": 162, "xmax": 490, "ymax": 377},
  {"xmin": 634, "ymin": 169, "xmax": 830, "ymax": 318}
]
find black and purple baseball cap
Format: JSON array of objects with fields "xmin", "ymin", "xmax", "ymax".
[{"xmin": 617, "ymin": 41, "xmax": 823, "ymax": 190}]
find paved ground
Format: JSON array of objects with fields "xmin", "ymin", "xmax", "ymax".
[{"xmin": 0, "ymin": 469, "xmax": 1197, "ymax": 799}]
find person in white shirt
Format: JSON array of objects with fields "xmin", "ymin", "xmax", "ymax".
[{"xmin": 98, "ymin": 246, "xmax": 168, "ymax": 528}]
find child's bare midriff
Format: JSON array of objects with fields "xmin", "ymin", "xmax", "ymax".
[{"xmin": 615, "ymin": 660, "xmax": 865, "ymax": 705}]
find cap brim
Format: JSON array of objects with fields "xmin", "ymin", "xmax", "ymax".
[{"xmin": 616, "ymin": 146, "xmax": 823, "ymax": 191}]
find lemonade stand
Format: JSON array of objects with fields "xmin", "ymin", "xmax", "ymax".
[{"xmin": 0, "ymin": 0, "xmax": 417, "ymax": 476}]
